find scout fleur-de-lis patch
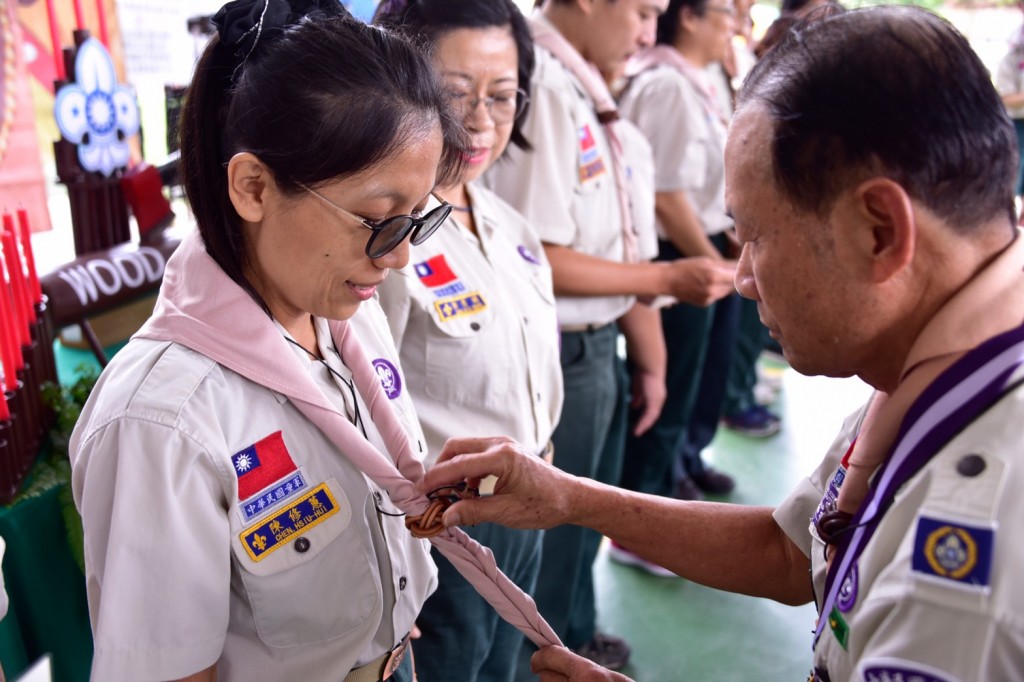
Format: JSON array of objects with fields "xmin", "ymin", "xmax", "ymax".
[{"xmin": 240, "ymin": 484, "xmax": 340, "ymax": 561}]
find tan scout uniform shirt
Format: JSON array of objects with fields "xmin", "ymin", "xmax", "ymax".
[
  {"xmin": 482, "ymin": 39, "xmax": 635, "ymax": 328},
  {"xmin": 775, "ymin": 379, "xmax": 1024, "ymax": 681},
  {"xmin": 618, "ymin": 65, "xmax": 732, "ymax": 241},
  {"xmin": 70, "ymin": 300, "xmax": 436, "ymax": 681},
  {"xmin": 378, "ymin": 183, "xmax": 563, "ymax": 464},
  {"xmin": 996, "ymin": 40, "xmax": 1024, "ymax": 120}
]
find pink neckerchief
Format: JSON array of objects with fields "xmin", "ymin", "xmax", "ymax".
[
  {"xmin": 626, "ymin": 45, "xmax": 729, "ymax": 129},
  {"xmin": 135, "ymin": 231, "xmax": 560, "ymax": 650},
  {"xmin": 831, "ymin": 229, "xmax": 1024, "ymax": 556},
  {"xmin": 529, "ymin": 14, "xmax": 638, "ymax": 263}
]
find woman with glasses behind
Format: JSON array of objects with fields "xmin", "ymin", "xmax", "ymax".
[
  {"xmin": 374, "ymin": 2, "xmax": 562, "ymax": 681},
  {"xmin": 67, "ymin": 1, "xmax": 466, "ymax": 680}
]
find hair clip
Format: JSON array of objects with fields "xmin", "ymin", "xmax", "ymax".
[{"xmin": 231, "ymin": 0, "xmax": 269, "ymax": 81}]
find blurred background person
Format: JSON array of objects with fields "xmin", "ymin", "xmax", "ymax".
[
  {"xmin": 996, "ymin": 0, "xmax": 1024, "ymax": 215},
  {"xmin": 374, "ymin": 2, "xmax": 561, "ymax": 680},
  {"xmin": 483, "ymin": 0, "xmax": 736, "ymax": 672},
  {"xmin": 616, "ymin": 0, "xmax": 742, "ymax": 523}
]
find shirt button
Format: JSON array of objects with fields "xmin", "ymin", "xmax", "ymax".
[
  {"xmin": 956, "ymin": 454, "xmax": 986, "ymax": 477},
  {"xmin": 470, "ymin": 322, "xmax": 481, "ymax": 331},
  {"xmin": 399, "ymin": 576, "xmax": 407, "ymax": 591},
  {"xmin": 294, "ymin": 537, "xmax": 311, "ymax": 553}
]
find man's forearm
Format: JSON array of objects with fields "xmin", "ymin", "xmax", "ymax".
[
  {"xmin": 617, "ymin": 302, "xmax": 666, "ymax": 376},
  {"xmin": 565, "ymin": 478, "xmax": 814, "ymax": 606},
  {"xmin": 544, "ymin": 244, "xmax": 667, "ymax": 297}
]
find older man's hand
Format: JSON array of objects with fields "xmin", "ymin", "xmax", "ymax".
[
  {"xmin": 532, "ymin": 646, "xmax": 634, "ymax": 681},
  {"xmin": 418, "ymin": 436, "xmax": 581, "ymax": 530}
]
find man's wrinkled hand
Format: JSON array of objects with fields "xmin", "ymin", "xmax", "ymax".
[{"xmin": 418, "ymin": 437, "xmax": 578, "ymax": 530}]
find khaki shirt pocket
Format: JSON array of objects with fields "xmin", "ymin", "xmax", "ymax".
[
  {"xmin": 423, "ymin": 297, "xmax": 511, "ymax": 407},
  {"xmin": 230, "ymin": 477, "xmax": 380, "ymax": 648}
]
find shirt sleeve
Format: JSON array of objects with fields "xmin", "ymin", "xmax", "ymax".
[
  {"xmin": 484, "ymin": 73, "xmax": 581, "ymax": 247},
  {"xmin": 773, "ymin": 403, "xmax": 867, "ymax": 558},
  {"xmin": 995, "ymin": 50, "xmax": 1020, "ymax": 97},
  {"xmin": 73, "ymin": 417, "xmax": 230, "ymax": 681},
  {"xmin": 621, "ymin": 70, "xmax": 705, "ymax": 194}
]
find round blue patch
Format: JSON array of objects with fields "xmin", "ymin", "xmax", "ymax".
[{"xmin": 372, "ymin": 358, "xmax": 402, "ymax": 400}]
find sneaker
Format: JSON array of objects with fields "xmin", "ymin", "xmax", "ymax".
[
  {"xmin": 691, "ymin": 467, "xmax": 736, "ymax": 495},
  {"xmin": 608, "ymin": 541, "xmax": 677, "ymax": 578},
  {"xmin": 574, "ymin": 632, "xmax": 631, "ymax": 671},
  {"xmin": 753, "ymin": 381, "xmax": 780, "ymax": 406},
  {"xmin": 675, "ymin": 476, "xmax": 705, "ymax": 501},
  {"xmin": 722, "ymin": 405, "xmax": 782, "ymax": 438}
]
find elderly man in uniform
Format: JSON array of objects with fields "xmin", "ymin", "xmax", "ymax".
[{"xmin": 420, "ymin": 6, "xmax": 1024, "ymax": 680}]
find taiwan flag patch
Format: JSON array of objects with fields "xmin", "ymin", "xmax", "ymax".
[
  {"xmin": 231, "ymin": 431, "xmax": 298, "ymax": 500},
  {"xmin": 414, "ymin": 254, "xmax": 457, "ymax": 288}
]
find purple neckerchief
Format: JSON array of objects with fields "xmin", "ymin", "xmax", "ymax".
[
  {"xmin": 135, "ymin": 231, "xmax": 561, "ymax": 650},
  {"xmin": 814, "ymin": 321, "xmax": 1024, "ymax": 647}
]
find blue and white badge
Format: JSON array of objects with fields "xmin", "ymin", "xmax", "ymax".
[
  {"xmin": 813, "ymin": 464, "xmax": 846, "ymax": 528},
  {"xmin": 239, "ymin": 471, "xmax": 309, "ymax": 523},
  {"xmin": 432, "ymin": 281, "xmax": 467, "ymax": 298},
  {"xmin": 912, "ymin": 515, "xmax": 994, "ymax": 590},
  {"xmin": 372, "ymin": 358, "xmax": 402, "ymax": 400}
]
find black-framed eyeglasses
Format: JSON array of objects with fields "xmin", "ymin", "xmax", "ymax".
[
  {"xmin": 448, "ymin": 88, "xmax": 530, "ymax": 125},
  {"xmin": 299, "ymin": 184, "xmax": 452, "ymax": 259}
]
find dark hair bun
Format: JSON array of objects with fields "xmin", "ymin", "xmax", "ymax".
[{"xmin": 213, "ymin": 0, "xmax": 347, "ymax": 58}]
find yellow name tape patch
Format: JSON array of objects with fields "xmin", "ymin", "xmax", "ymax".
[
  {"xmin": 433, "ymin": 291, "xmax": 487, "ymax": 322},
  {"xmin": 240, "ymin": 483, "xmax": 339, "ymax": 561}
]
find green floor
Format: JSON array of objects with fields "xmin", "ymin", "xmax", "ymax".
[{"xmin": 591, "ymin": 364, "xmax": 872, "ymax": 682}]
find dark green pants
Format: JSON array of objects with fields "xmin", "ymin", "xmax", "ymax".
[
  {"xmin": 524, "ymin": 324, "xmax": 625, "ymax": 656},
  {"xmin": 621, "ymin": 235, "xmax": 738, "ymax": 495},
  {"xmin": 415, "ymin": 525, "xmax": 543, "ymax": 682},
  {"xmin": 722, "ymin": 296, "xmax": 772, "ymax": 416}
]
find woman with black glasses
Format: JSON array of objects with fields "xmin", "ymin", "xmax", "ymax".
[
  {"xmin": 374, "ymin": 2, "xmax": 562, "ymax": 681},
  {"xmin": 64, "ymin": 1, "xmax": 511, "ymax": 680}
]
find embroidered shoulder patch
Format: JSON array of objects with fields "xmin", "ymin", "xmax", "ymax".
[
  {"xmin": 372, "ymin": 358, "xmax": 402, "ymax": 400},
  {"xmin": 912, "ymin": 516, "xmax": 994, "ymax": 589},
  {"xmin": 434, "ymin": 291, "xmax": 487, "ymax": 321},
  {"xmin": 240, "ymin": 483, "xmax": 339, "ymax": 561}
]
